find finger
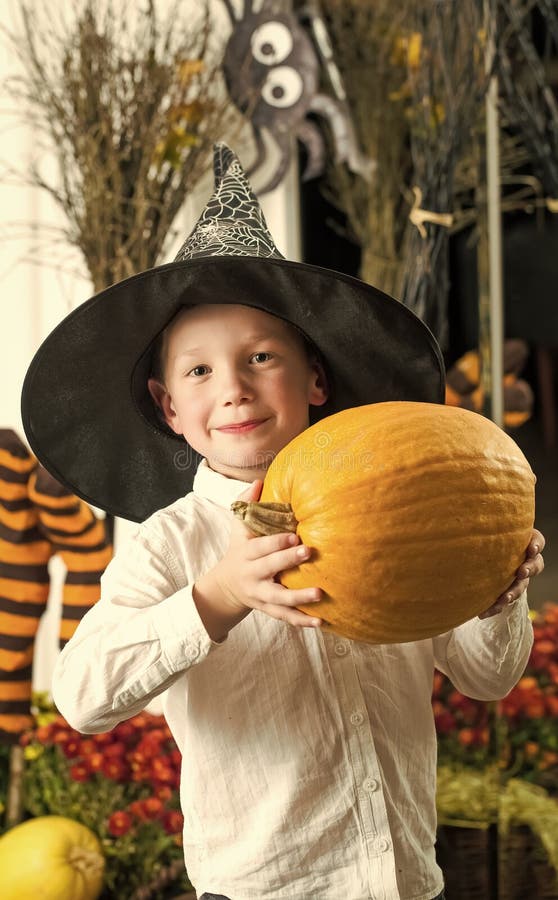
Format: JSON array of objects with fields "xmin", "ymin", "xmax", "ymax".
[
  {"xmin": 243, "ymin": 530, "xmax": 301, "ymax": 560},
  {"xmin": 254, "ymin": 601, "xmax": 322, "ymax": 629},
  {"xmin": 263, "ymin": 584, "xmax": 323, "ymax": 608},
  {"xmin": 517, "ymin": 552, "xmax": 545, "ymax": 580},
  {"xmin": 527, "ymin": 528, "xmax": 545, "ymax": 557},
  {"xmin": 254, "ymin": 540, "xmax": 315, "ymax": 577},
  {"xmin": 478, "ymin": 601, "xmax": 505, "ymax": 619},
  {"xmin": 479, "ymin": 577, "xmax": 530, "ymax": 619}
]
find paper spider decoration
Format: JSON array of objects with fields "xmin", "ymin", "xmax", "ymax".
[{"xmin": 221, "ymin": 0, "xmax": 372, "ymax": 193}]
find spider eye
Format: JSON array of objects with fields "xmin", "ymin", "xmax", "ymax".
[
  {"xmin": 251, "ymin": 21, "xmax": 293, "ymax": 65},
  {"xmin": 261, "ymin": 66, "xmax": 303, "ymax": 108}
]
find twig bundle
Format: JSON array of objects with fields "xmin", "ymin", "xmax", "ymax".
[{"xmin": 2, "ymin": 1, "xmax": 236, "ymax": 291}]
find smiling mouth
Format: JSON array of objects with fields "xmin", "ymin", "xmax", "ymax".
[{"xmin": 216, "ymin": 419, "xmax": 268, "ymax": 434}]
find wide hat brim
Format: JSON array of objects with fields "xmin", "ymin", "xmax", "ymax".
[{"xmin": 22, "ymin": 254, "xmax": 445, "ymax": 522}]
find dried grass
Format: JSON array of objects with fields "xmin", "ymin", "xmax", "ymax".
[{"xmin": 1, "ymin": 0, "xmax": 238, "ymax": 290}]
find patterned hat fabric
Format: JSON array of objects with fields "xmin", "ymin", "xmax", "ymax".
[
  {"xmin": 174, "ymin": 144, "xmax": 283, "ymax": 261},
  {"xmin": 22, "ymin": 144, "xmax": 445, "ymax": 522}
]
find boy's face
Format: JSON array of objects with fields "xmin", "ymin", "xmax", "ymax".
[{"xmin": 148, "ymin": 304, "xmax": 327, "ymax": 482}]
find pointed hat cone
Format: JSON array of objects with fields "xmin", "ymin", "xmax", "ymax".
[{"xmin": 174, "ymin": 143, "xmax": 284, "ymax": 262}]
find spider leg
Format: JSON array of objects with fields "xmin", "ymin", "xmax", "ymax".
[
  {"xmin": 307, "ymin": 93, "xmax": 375, "ymax": 181},
  {"xmin": 297, "ymin": 118, "xmax": 326, "ymax": 181}
]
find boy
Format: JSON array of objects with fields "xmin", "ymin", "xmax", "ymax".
[{"xmin": 22, "ymin": 145, "xmax": 544, "ymax": 900}]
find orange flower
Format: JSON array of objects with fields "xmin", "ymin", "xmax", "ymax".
[
  {"xmin": 524, "ymin": 742, "xmax": 540, "ymax": 759},
  {"xmin": 457, "ymin": 728, "xmax": 475, "ymax": 746},
  {"xmin": 86, "ymin": 752, "xmax": 105, "ymax": 773},
  {"xmin": 35, "ymin": 724, "xmax": 54, "ymax": 743},
  {"xmin": 524, "ymin": 702, "xmax": 546, "ymax": 718}
]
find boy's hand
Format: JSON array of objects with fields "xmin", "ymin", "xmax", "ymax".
[
  {"xmin": 478, "ymin": 528, "xmax": 545, "ymax": 619},
  {"xmin": 193, "ymin": 481, "xmax": 322, "ymax": 640}
]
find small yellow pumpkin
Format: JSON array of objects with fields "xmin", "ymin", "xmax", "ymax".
[
  {"xmin": 246, "ymin": 402, "xmax": 536, "ymax": 643},
  {"xmin": 0, "ymin": 815, "xmax": 105, "ymax": 900}
]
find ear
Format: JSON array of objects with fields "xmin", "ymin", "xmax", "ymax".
[
  {"xmin": 147, "ymin": 378, "xmax": 182, "ymax": 434},
  {"xmin": 308, "ymin": 360, "xmax": 329, "ymax": 408}
]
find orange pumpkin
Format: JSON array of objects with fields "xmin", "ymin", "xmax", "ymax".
[{"xmin": 257, "ymin": 401, "xmax": 535, "ymax": 643}]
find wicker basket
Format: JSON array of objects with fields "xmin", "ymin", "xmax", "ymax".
[
  {"xmin": 499, "ymin": 825, "xmax": 537, "ymax": 900},
  {"xmin": 533, "ymin": 859, "xmax": 558, "ymax": 900},
  {"xmin": 436, "ymin": 824, "xmax": 494, "ymax": 899}
]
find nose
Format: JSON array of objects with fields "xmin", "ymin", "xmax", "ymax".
[{"xmin": 218, "ymin": 365, "xmax": 254, "ymax": 406}]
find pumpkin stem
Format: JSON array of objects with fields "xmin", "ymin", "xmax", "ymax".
[
  {"xmin": 231, "ymin": 501, "xmax": 298, "ymax": 536},
  {"xmin": 67, "ymin": 845, "xmax": 104, "ymax": 875}
]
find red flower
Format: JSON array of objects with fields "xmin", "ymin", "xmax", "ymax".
[
  {"xmin": 432, "ymin": 672, "xmax": 444, "ymax": 698},
  {"xmin": 150, "ymin": 757, "xmax": 175, "ymax": 783},
  {"xmin": 102, "ymin": 758, "xmax": 129, "ymax": 781},
  {"xmin": 69, "ymin": 762, "xmax": 90, "ymax": 782},
  {"xmin": 107, "ymin": 810, "xmax": 134, "ymax": 837},
  {"xmin": 103, "ymin": 741, "xmax": 127, "ymax": 759},
  {"xmin": 434, "ymin": 709, "xmax": 457, "ymax": 735},
  {"xmin": 128, "ymin": 800, "xmax": 150, "ymax": 822},
  {"xmin": 169, "ymin": 748, "xmax": 182, "ymax": 768},
  {"xmin": 162, "ymin": 809, "xmax": 184, "ymax": 835},
  {"xmin": 78, "ymin": 739, "xmax": 98, "ymax": 756},
  {"xmin": 61, "ymin": 738, "xmax": 82, "ymax": 759},
  {"xmin": 91, "ymin": 732, "xmax": 113, "ymax": 746},
  {"xmin": 113, "ymin": 721, "xmax": 138, "ymax": 743},
  {"xmin": 140, "ymin": 796, "xmax": 164, "ymax": 821}
]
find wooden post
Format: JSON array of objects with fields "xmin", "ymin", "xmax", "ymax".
[
  {"xmin": 479, "ymin": 0, "xmax": 504, "ymax": 429},
  {"xmin": 6, "ymin": 745, "xmax": 24, "ymax": 827}
]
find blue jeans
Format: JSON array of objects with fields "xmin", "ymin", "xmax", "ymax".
[{"xmin": 200, "ymin": 893, "xmax": 446, "ymax": 899}]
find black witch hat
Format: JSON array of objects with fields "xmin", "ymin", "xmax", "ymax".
[{"xmin": 22, "ymin": 144, "xmax": 444, "ymax": 522}]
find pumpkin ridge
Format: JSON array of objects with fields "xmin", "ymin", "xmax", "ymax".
[{"xmin": 261, "ymin": 401, "xmax": 536, "ymax": 645}]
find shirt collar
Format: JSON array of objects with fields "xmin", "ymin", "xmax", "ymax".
[{"xmin": 192, "ymin": 459, "xmax": 250, "ymax": 509}]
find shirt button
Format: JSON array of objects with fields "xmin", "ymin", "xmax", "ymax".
[
  {"xmin": 363, "ymin": 777, "xmax": 379, "ymax": 792},
  {"xmin": 350, "ymin": 712, "xmax": 364, "ymax": 726},
  {"xmin": 334, "ymin": 642, "xmax": 348, "ymax": 656},
  {"xmin": 377, "ymin": 837, "xmax": 390, "ymax": 853}
]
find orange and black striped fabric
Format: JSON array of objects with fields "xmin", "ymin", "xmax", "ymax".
[{"xmin": 0, "ymin": 430, "xmax": 112, "ymax": 743}]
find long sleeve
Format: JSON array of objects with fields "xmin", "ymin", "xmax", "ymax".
[
  {"xmin": 432, "ymin": 592, "xmax": 533, "ymax": 700},
  {"xmin": 52, "ymin": 512, "xmax": 219, "ymax": 734}
]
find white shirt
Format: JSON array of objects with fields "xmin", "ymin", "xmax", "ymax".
[{"xmin": 52, "ymin": 460, "xmax": 533, "ymax": 900}]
